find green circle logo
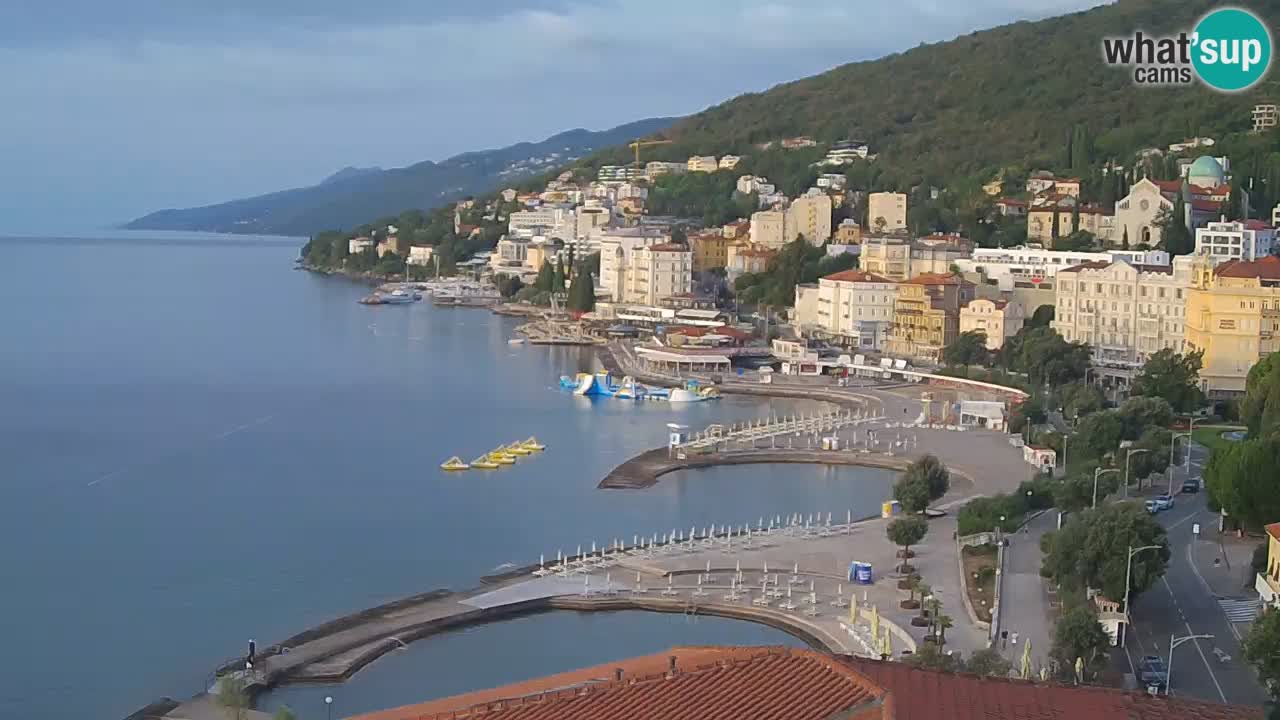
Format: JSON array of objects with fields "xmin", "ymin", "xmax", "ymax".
[{"xmin": 1192, "ymin": 8, "xmax": 1272, "ymax": 92}]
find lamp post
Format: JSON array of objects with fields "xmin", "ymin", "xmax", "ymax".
[
  {"xmin": 1184, "ymin": 415, "xmax": 1201, "ymax": 468},
  {"xmin": 1124, "ymin": 448, "xmax": 1149, "ymax": 498},
  {"xmin": 1167, "ymin": 432, "xmax": 1191, "ymax": 496},
  {"xmin": 325, "ymin": 696, "xmax": 334, "ymax": 720},
  {"xmin": 1167, "ymin": 633, "xmax": 1213, "ymax": 696},
  {"xmin": 1120, "ymin": 544, "xmax": 1163, "ymax": 647},
  {"xmin": 1093, "ymin": 467, "xmax": 1120, "ymax": 509}
]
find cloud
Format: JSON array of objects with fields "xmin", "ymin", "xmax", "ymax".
[{"xmin": 0, "ymin": 0, "xmax": 1108, "ymax": 231}]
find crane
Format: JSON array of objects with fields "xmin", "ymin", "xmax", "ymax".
[{"xmin": 627, "ymin": 138, "xmax": 673, "ymax": 178}]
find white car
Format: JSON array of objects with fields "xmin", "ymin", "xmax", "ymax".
[{"xmin": 1155, "ymin": 495, "xmax": 1174, "ymax": 511}]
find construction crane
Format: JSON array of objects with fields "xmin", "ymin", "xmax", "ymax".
[{"xmin": 627, "ymin": 138, "xmax": 673, "ymax": 178}]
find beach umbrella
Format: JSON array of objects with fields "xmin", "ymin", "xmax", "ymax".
[
  {"xmin": 1021, "ymin": 640, "xmax": 1032, "ymax": 680},
  {"xmin": 1074, "ymin": 657, "xmax": 1084, "ymax": 683},
  {"xmin": 706, "ymin": 559, "xmax": 712, "ymax": 574},
  {"xmin": 880, "ymin": 627, "xmax": 892, "ymax": 658},
  {"xmin": 870, "ymin": 604, "xmax": 880, "ymax": 640}
]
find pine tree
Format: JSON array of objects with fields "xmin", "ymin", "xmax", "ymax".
[{"xmin": 535, "ymin": 260, "xmax": 555, "ymax": 292}]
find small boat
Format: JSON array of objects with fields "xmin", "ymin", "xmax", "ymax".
[
  {"xmin": 504, "ymin": 443, "xmax": 532, "ymax": 456},
  {"xmin": 470, "ymin": 455, "xmax": 499, "ymax": 470},
  {"xmin": 507, "ymin": 338, "xmax": 526, "ymax": 345},
  {"xmin": 489, "ymin": 450, "xmax": 516, "ymax": 465},
  {"xmin": 440, "ymin": 456, "xmax": 470, "ymax": 471},
  {"xmin": 521, "ymin": 437, "xmax": 546, "ymax": 451}
]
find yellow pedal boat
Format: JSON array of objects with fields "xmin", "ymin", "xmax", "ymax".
[
  {"xmin": 440, "ymin": 456, "xmax": 470, "ymax": 471},
  {"xmin": 521, "ymin": 436, "xmax": 546, "ymax": 451},
  {"xmin": 504, "ymin": 443, "xmax": 532, "ymax": 456},
  {"xmin": 470, "ymin": 455, "xmax": 499, "ymax": 470},
  {"xmin": 489, "ymin": 450, "xmax": 516, "ymax": 465}
]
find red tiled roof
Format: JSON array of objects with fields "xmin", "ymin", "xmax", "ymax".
[
  {"xmin": 1216, "ymin": 255, "xmax": 1280, "ymax": 280},
  {"xmin": 824, "ymin": 269, "xmax": 895, "ymax": 284},
  {"xmin": 1152, "ymin": 179, "xmax": 1184, "ymax": 194},
  {"xmin": 1058, "ymin": 260, "xmax": 1113, "ymax": 274},
  {"xmin": 1244, "ymin": 219, "xmax": 1272, "ymax": 231},
  {"xmin": 842, "ymin": 656, "xmax": 1260, "ymax": 720},
  {"xmin": 905, "ymin": 272, "xmax": 970, "ymax": 286},
  {"xmin": 1190, "ymin": 199, "xmax": 1225, "ymax": 212},
  {"xmin": 995, "ymin": 198, "xmax": 1028, "ymax": 207},
  {"xmin": 1267, "ymin": 522, "xmax": 1280, "ymax": 541},
  {"xmin": 354, "ymin": 647, "xmax": 887, "ymax": 720}
]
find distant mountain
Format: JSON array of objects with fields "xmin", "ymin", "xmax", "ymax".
[{"xmin": 124, "ymin": 117, "xmax": 678, "ymax": 236}]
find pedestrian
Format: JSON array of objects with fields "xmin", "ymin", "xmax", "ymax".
[{"xmin": 1011, "ymin": 631, "xmax": 1019, "ymax": 646}]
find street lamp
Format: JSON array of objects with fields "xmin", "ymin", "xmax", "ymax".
[
  {"xmin": 1167, "ymin": 633, "xmax": 1213, "ymax": 696},
  {"xmin": 325, "ymin": 696, "xmax": 334, "ymax": 720},
  {"xmin": 1093, "ymin": 467, "xmax": 1120, "ymax": 509},
  {"xmin": 1124, "ymin": 448, "xmax": 1149, "ymax": 498},
  {"xmin": 1183, "ymin": 415, "xmax": 1202, "ymax": 468},
  {"xmin": 1167, "ymin": 432, "xmax": 1191, "ymax": 496},
  {"xmin": 1120, "ymin": 544, "xmax": 1163, "ymax": 647}
]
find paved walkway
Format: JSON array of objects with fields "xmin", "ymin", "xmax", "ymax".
[{"xmin": 998, "ymin": 510, "xmax": 1058, "ymax": 674}]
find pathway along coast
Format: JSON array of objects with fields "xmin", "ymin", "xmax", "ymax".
[{"xmin": 149, "ymin": 347, "xmax": 1032, "ymax": 720}]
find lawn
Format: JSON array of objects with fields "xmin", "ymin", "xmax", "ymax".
[{"xmin": 1190, "ymin": 425, "xmax": 1246, "ymax": 454}]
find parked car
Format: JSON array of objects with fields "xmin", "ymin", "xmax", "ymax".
[
  {"xmin": 1155, "ymin": 495, "xmax": 1174, "ymax": 511},
  {"xmin": 1181, "ymin": 479, "xmax": 1200, "ymax": 493},
  {"xmin": 1138, "ymin": 655, "xmax": 1169, "ymax": 691},
  {"xmin": 1144, "ymin": 499, "xmax": 1158, "ymax": 514}
]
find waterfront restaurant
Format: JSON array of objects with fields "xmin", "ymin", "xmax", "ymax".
[{"xmin": 634, "ymin": 346, "xmax": 732, "ymax": 374}]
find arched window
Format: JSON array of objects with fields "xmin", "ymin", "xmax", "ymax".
[{"xmin": 1141, "ymin": 226, "xmax": 1151, "ymax": 245}]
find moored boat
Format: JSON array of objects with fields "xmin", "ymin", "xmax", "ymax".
[
  {"xmin": 470, "ymin": 455, "xmax": 500, "ymax": 470},
  {"xmin": 521, "ymin": 436, "xmax": 546, "ymax": 451},
  {"xmin": 440, "ymin": 456, "xmax": 470, "ymax": 471}
]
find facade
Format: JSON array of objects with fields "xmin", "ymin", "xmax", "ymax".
[
  {"xmin": 508, "ymin": 206, "xmax": 575, "ymax": 240},
  {"xmin": 718, "ymin": 155, "xmax": 742, "ymax": 170},
  {"xmin": 644, "ymin": 161, "xmax": 687, "ymax": 181},
  {"xmin": 726, "ymin": 242, "xmax": 776, "ymax": 281},
  {"xmin": 1258, "ymin": 523, "xmax": 1280, "ymax": 608},
  {"xmin": 1114, "ymin": 178, "xmax": 1175, "ymax": 248},
  {"xmin": 688, "ymin": 230, "xmax": 729, "ymax": 272},
  {"xmin": 406, "ymin": 245, "xmax": 434, "ymax": 267},
  {"xmin": 597, "ymin": 164, "xmax": 641, "ymax": 182},
  {"xmin": 794, "ymin": 269, "xmax": 897, "ymax": 350},
  {"xmin": 820, "ymin": 140, "xmax": 870, "ymax": 165},
  {"xmin": 1052, "ymin": 258, "xmax": 1192, "ymax": 365},
  {"xmin": 489, "ymin": 237, "xmax": 528, "ymax": 274},
  {"xmin": 1254, "ymin": 103, "xmax": 1278, "ymax": 133},
  {"xmin": 1184, "ymin": 255, "xmax": 1280, "ymax": 395},
  {"xmin": 785, "ymin": 193, "xmax": 833, "ymax": 245},
  {"xmin": 376, "ymin": 235, "xmax": 405, "ymax": 258},
  {"xmin": 960, "ymin": 297, "xmax": 1025, "ymax": 349},
  {"xmin": 598, "ymin": 228, "xmax": 671, "ymax": 302},
  {"xmin": 954, "ymin": 246, "xmax": 1170, "ymax": 292},
  {"xmin": 348, "ymin": 237, "xmax": 374, "ymax": 255},
  {"xmin": 574, "ymin": 206, "xmax": 611, "ymax": 242},
  {"xmin": 834, "ymin": 220, "xmax": 863, "ymax": 244},
  {"xmin": 994, "ymin": 198, "xmax": 1028, "ymax": 217},
  {"xmin": 1194, "ymin": 219, "xmax": 1276, "ymax": 262},
  {"xmin": 750, "ymin": 210, "xmax": 787, "ymax": 248},
  {"xmin": 687, "ymin": 156, "xmax": 719, "ymax": 173},
  {"xmin": 1027, "ymin": 204, "xmax": 1113, "ymax": 245},
  {"xmin": 625, "ymin": 243, "xmax": 692, "ymax": 306},
  {"xmin": 868, "ymin": 192, "xmax": 907, "ymax": 232},
  {"xmin": 860, "ymin": 234, "xmax": 971, "ymax": 282},
  {"xmin": 885, "ymin": 273, "xmax": 975, "ymax": 361}
]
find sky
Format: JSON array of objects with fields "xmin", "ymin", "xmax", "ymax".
[{"xmin": 0, "ymin": 1, "xmax": 1108, "ymax": 232}]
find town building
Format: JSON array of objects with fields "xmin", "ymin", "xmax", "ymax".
[
  {"xmin": 819, "ymin": 140, "xmax": 870, "ymax": 166},
  {"xmin": 885, "ymin": 273, "xmax": 976, "ymax": 361},
  {"xmin": 406, "ymin": 245, "xmax": 434, "ymax": 267},
  {"xmin": 860, "ymin": 233, "xmax": 971, "ymax": 282},
  {"xmin": 348, "ymin": 237, "xmax": 374, "ymax": 255},
  {"xmin": 574, "ymin": 205, "xmax": 611, "ymax": 244},
  {"xmin": 1169, "ymin": 137, "xmax": 1216, "ymax": 153},
  {"xmin": 1052, "ymin": 258, "xmax": 1193, "ymax": 366},
  {"xmin": 834, "ymin": 219, "xmax": 863, "ymax": 244},
  {"xmin": 597, "ymin": 164, "xmax": 640, "ymax": 182},
  {"xmin": 868, "ymin": 192, "xmax": 907, "ymax": 232},
  {"xmin": 726, "ymin": 242, "xmax": 776, "ymax": 281},
  {"xmin": 687, "ymin": 230, "xmax": 729, "ymax": 272},
  {"xmin": 522, "ymin": 239, "xmax": 556, "ymax": 273},
  {"xmin": 488, "ymin": 236, "xmax": 528, "ymax": 275},
  {"xmin": 816, "ymin": 173, "xmax": 848, "ymax": 190},
  {"xmin": 780, "ymin": 136, "xmax": 817, "ymax": 149},
  {"xmin": 1195, "ymin": 219, "xmax": 1277, "ymax": 262},
  {"xmin": 785, "ymin": 193, "xmax": 833, "ymax": 245},
  {"xmin": 993, "ymin": 198, "xmax": 1028, "ymax": 217},
  {"xmin": 953, "ymin": 246, "xmax": 1170, "ymax": 292},
  {"xmin": 508, "ymin": 206, "xmax": 575, "ymax": 241},
  {"xmin": 718, "ymin": 155, "xmax": 742, "ymax": 170},
  {"xmin": 1254, "ymin": 103, "xmax": 1278, "ymax": 133},
  {"xmin": 349, "ymin": 645, "xmax": 1263, "ymax": 720},
  {"xmin": 736, "ymin": 175, "xmax": 775, "ymax": 196},
  {"xmin": 1184, "ymin": 254, "xmax": 1280, "ymax": 395},
  {"xmin": 1026, "ymin": 203, "xmax": 1113, "ymax": 245},
  {"xmin": 376, "ymin": 235, "xmax": 405, "ymax": 258},
  {"xmin": 1258, "ymin": 522, "xmax": 1280, "ymax": 608},
  {"xmin": 794, "ymin": 269, "xmax": 897, "ymax": 350},
  {"xmin": 750, "ymin": 210, "xmax": 787, "ymax": 248},
  {"xmin": 624, "ymin": 243, "xmax": 692, "ymax": 306},
  {"xmin": 645, "ymin": 161, "xmax": 688, "ymax": 181},
  {"xmin": 1114, "ymin": 178, "xmax": 1176, "ymax": 248},
  {"xmin": 959, "ymin": 297, "xmax": 1025, "ymax": 349},
  {"xmin": 597, "ymin": 228, "xmax": 671, "ymax": 302},
  {"xmin": 687, "ymin": 156, "xmax": 719, "ymax": 173},
  {"xmin": 1025, "ymin": 170, "xmax": 1059, "ymax": 195}
]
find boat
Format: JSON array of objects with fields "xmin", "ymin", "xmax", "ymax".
[
  {"xmin": 488, "ymin": 450, "xmax": 516, "ymax": 465},
  {"xmin": 507, "ymin": 338, "xmax": 527, "ymax": 345},
  {"xmin": 521, "ymin": 437, "xmax": 546, "ymax": 451},
  {"xmin": 504, "ymin": 443, "xmax": 532, "ymax": 456},
  {"xmin": 440, "ymin": 456, "xmax": 470, "ymax": 471},
  {"xmin": 470, "ymin": 455, "xmax": 500, "ymax": 470},
  {"xmin": 381, "ymin": 289, "xmax": 418, "ymax": 305}
]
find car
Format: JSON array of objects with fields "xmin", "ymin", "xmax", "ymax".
[
  {"xmin": 1138, "ymin": 655, "xmax": 1168, "ymax": 691},
  {"xmin": 1144, "ymin": 499, "xmax": 1158, "ymax": 514},
  {"xmin": 1181, "ymin": 479, "xmax": 1200, "ymax": 493},
  {"xmin": 1155, "ymin": 495, "xmax": 1174, "ymax": 511}
]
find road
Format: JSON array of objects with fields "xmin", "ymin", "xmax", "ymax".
[{"xmin": 1112, "ymin": 442, "xmax": 1268, "ymax": 707}]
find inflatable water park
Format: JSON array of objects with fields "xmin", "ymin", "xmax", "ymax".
[
  {"xmin": 558, "ymin": 372, "xmax": 720, "ymax": 403},
  {"xmin": 440, "ymin": 437, "xmax": 547, "ymax": 472}
]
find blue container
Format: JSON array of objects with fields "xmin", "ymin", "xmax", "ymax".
[{"xmin": 848, "ymin": 561, "xmax": 874, "ymax": 584}]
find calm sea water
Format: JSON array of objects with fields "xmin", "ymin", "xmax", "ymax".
[{"xmin": 0, "ymin": 233, "xmax": 893, "ymax": 719}]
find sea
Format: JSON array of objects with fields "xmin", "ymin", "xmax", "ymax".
[{"xmin": 0, "ymin": 232, "xmax": 896, "ymax": 720}]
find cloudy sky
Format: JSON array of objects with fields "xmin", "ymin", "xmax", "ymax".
[{"xmin": 0, "ymin": 0, "xmax": 1107, "ymax": 232}]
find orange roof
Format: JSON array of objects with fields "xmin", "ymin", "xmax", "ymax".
[
  {"xmin": 1216, "ymin": 255, "xmax": 1280, "ymax": 280},
  {"xmin": 1267, "ymin": 522, "xmax": 1280, "ymax": 541},
  {"xmin": 1152, "ymin": 179, "xmax": 1184, "ymax": 194},
  {"xmin": 354, "ymin": 647, "xmax": 887, "ymax": 720},
  {"xmin": 824, "ymin": 269, "xmax": 894, "ymax": 284},
  {"xmin": 904, "ymin": 272, "xmax": 970, "ymax": 286}
]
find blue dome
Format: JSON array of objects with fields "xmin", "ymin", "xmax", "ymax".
[{"xmin": 1187, "ymin": 156, "xmax": 1226, "ymax": 187}]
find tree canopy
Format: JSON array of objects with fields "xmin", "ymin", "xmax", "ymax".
[
  {"xmin": 1244, "ymin": 608, "xmax": 1280, "ymax": 706},
  {"xmin": 886, "ymin": 516, "xmax": 929, "ymax": 572},
  {"xmin": 943, "ymin": 330, "xmax": 990, "ymax": 367},
  {"xmin": 1040, "ymin": 503, "xmax": 1169, "ymax": 602},
  {"xmin": 893, "ymin": 474, "xmax": 932, "ymax": 515},
  {"xmin": 1129, "ymin": 349, "xmax": 1205, "ymax": 413},
  {"xmin": 1204, "ymin": 436, "xmax": 1280, "ymax": 530},
  {"xmin": 998, "ymin": 326, "xmax": 1090, "ymax": 387},
  {"xmin": 1049, "ymin": 605, "xmax": 1113, "ymax": 683},
  {"xmin": 1242, "ymin": 352, "xmax": 1280, "ymax": 438}
]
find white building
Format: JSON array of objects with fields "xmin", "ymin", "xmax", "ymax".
[
  {"xmin": 719, "ymin": 155, "xmax": 742, "ymax": 170},
  {"xmin": 868, "ymin": 192, "xmax": 907, "ymax": 232},
  {"xmin": 819, "ymin": 141, "xmax": 870, "ymax": 166},
  {"xmin": 750, "ymin": 210, "xmax": 787, "ymax": 248},
  {"xmin": 793, "ymin": 269, "xmax": 897, "ymax": 350},
  {"xmin": 489, "ymin": 237, "xmax": 528, "ymax": 275},
  {"xmin": 625, "ymin": 243, "xmax": 692, "ymax": 305},
  {"xmin": 786, "ymin": 193, "xmax": 833, "ymax": 245},
  {"xmin": 508, "ymin": 206, "xmax": 575, "ymax": 241},
  {"xmin": 816, "ymin": 174, "xmax": 848, "ymax": 190},
  {"xmin": 598, "ymin": 165, "xmax": 641, "ymax": 182},
  {"xmin": 407, "ymin": 245, "xmax": 434, "ymax": 266},
  {"xmin": 645, "ymin": 161, "xmax": 687, "ymax": 181},
  {"xmin": 687, "ymin": 156, "xmax": 719, "ymax": 173},
  {"xmin": 736, "ymin": 175, "xmax": 775, "ymax": 196},
  {"xmin": 348, "ymin": 237, "xmax": 374, "ymax": 255},
  {"xmin": 953, "ymin": 246, "xmax": 1170, "ymax": 292},
  {"xmin": 959, "ymin": 298, "xmax": 1025, "ymax": 349},
  {"xmin": 598, "ymin": 228, "xmax": 671, "ymax": 302},
  {"xmin": 1114, "ymin": 178, "xmax": 1175, "ymax": 247},
  {"xmin": 1052, "ymin": 257, "xmax": 1194, "ymax": 365},
  {"xmin": 1194, "ymin": 219, "xmax": 1277, "ymax": 262},
  {"xmin": 575, "ymin": 206, "xmax": 611, "ymax": 243}
]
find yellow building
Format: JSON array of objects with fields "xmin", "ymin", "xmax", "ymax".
[
  {"xmin": 1027, "ymin": 204, "xmax": 1113, "ymax": 245},
  {"xmin": 868, "ymin": 192, "xmax": 907, "ymax": 232},
  {"xmin": 1259, "ymin": 523, "xmax": 1280, "ymax": 608},
  {"xmin": 860, "ymin": 233, "xmax": 970, "ymax": 282},
  {"xmin": 959, "ymin": 297, "xmax": 1025, "ymax": 349},
  {"xmin": 786, "ymin": 193, "xmax": 833, "ymax": 244},
  {"xmin": 885, "ymin": 273, "xmax": 975, "ymax": 361},
  {"xmin": 1184, "ymin": 255, "xmax": 1280, "ymax": 396},
  {"xmin": 727, "ymin": 242, "xmax": 776, "ymax": 281},
  {"xmin": 687, "ymin": 156, "xmax": 719, "ymax": 173},
  {"xmin": 688, "ymin": 230, "xmax": 729, "ymax": 272}
]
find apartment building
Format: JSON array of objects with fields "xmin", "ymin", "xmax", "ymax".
[
  {"xmin": 625, "ymin": 243, "xmax": 693, "ymax": 306},
  {"xmin": 687, "ymin": 156, "xmax": 719, "ymax": 173},
  {"xmin": 959, "ymin": 298, "xmax": 1025, "ymax": 349},
  {"xmin": 645, "ymin": 161, "xmax": 688, "ymax": 181},
  {"xmin": 598, "ymin": 228, "xmax": 671, "ymax": 302},
  {"xmin": 885, "ymin": 273, "xmax": 975, "ymax": 361},
  {"xmin": 688, "ymin": 230, "xmax": 729, "ymax": 272},
  {"xmin": 860, "ymin": 234, "xmax": 971, "ymax": 282},
  {"xmin": 718, "ymin": 155, "xmax": 742, "ymax": 170},
  {"xmin": 1258, "ymin": 523, "xmax": 1280, "ymax": 608},
  {"xmin": 1194, "ymin": 219, "xmax": 1277, "ymax": 262},
  {"xmin": 1027, "ymin": 203, "xmax": 1113, "ymax": 245},
  {"xmin": 868, "ymin": 192, "xmax": 907, "ymax": 232},
  {"xmin": 727, "ymin": 242, "xmax": 776, "ymax": 281},
  {"xmin": 750, "ymin": 210, "xmax": 787, "ymax": 248},
  {"xmin": 407, "ymin": 245, "xmax": 434, "ymax": 267},
  {"xmin": 786, "ymin": 193, "xmax": 833, "ymax": 245},
  {"xmin": 1184, "ymin": 255, "xmax": 1280, "ymax": 396},
  {"xmin": 508, "ymin": 206, "xmax": 575, "ymax": 240},
  {"xmin": 953, "ymin": 246, "xmax": 1169, "ymax": 291},
  {"xmin": 1254, "ymin": 103, "xmax": 1278, "ymax": 133},
  {"xmin": 1051, "ymin": 258, "xmax": 1193, "ymax": 365},
  {"xmin": 598, "ymin": 165, "xmax": 641, "ymax": 182},
  {"xmin": 794, "ymin": 269, "xmax": 897, "ymax": 350}
]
